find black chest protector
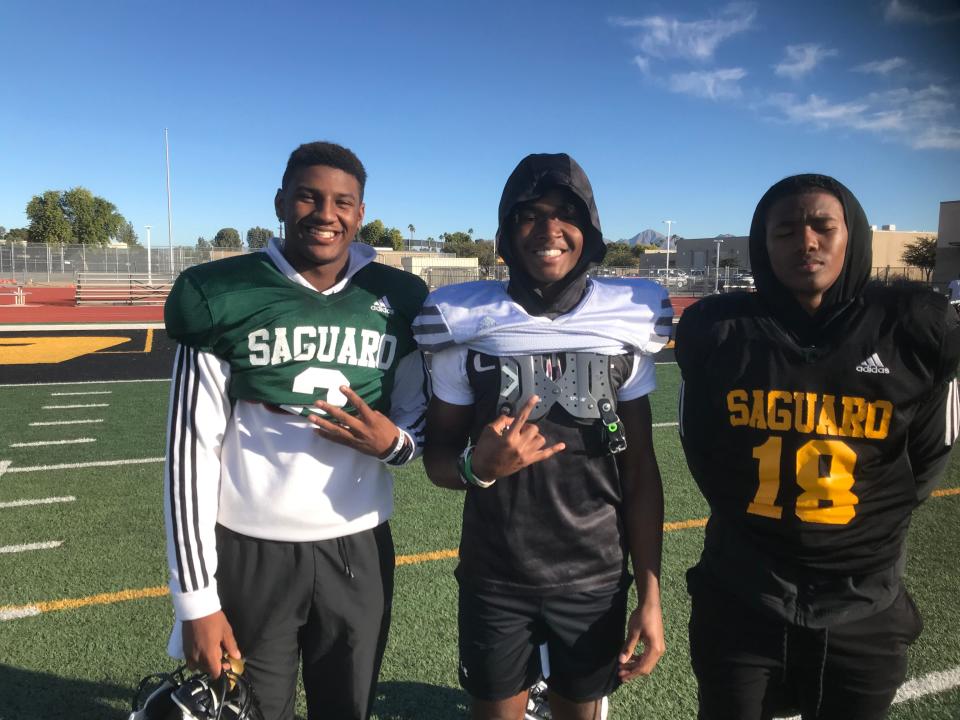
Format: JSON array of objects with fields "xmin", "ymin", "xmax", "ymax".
[{"xmin": 495, "ymin": 352, "xmax": 626, "ymax": 454}]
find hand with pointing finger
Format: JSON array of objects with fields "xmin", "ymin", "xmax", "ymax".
[
  {"xmin": 309, "ymin": 386, "xmax": 400, "ymax": 458},
  {"xmin": 470, "ymin": 395, "xmax": 566, "ymax": 480}
]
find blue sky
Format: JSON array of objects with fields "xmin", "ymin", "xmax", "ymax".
[{"xmin": 1, "ymin": 0, "xmax": 958, "ymax": 245}]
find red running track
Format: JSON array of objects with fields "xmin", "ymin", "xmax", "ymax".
[{"xmin": 0, "ymin": 286, "xmax": 698, "ymax": 326}]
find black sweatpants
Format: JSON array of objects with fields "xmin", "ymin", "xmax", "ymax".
[
  {"xmin": 215, "ymin": 522, "xmax": 395, "ymax": 720},
  {"xmin": 689, "ymin": 583, "xmax": 922, "ymax": 720}
]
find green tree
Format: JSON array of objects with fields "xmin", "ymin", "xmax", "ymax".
[
  {"xmin": 26, "ymin": 191, "xmax": 73, "ymax": 244},
  {"xmin": 602, "ymin": 242, "xmax": 635, "ymax": 267},
  {"xmin": 407, "ymin": 223, "xmax": 416, "ymax": 245},
  {"xmin": 25, "ymin": 187, "xmax": 129, "ymax": 245},
  {"xmin": 441, "ymin": 230, "xmax": 473, "ymax": 247},
  {"xmin": 385, "ymin": 227, "xmax": 404, "ymax": 251},
  {"xmin": 212, "ymin": 228, "xmax": 242, "ymax": 248},
  {"xmin": 117, "ymin": 221, "xmax": 139, "ymax": 246},
  {"xmin": 196, "ymin": 236, "xmax": 211, "ymax": 250},
  {"xmin": 359, "ymin": 219, "xmax": 386, "ymax": 245},
  {"xmin": 246, "ymin": 226, "xmax": 273, "ymax": 249},
  {"xmin": 901, "ymin": 236, "xmax": 937, "ymax": 281},
  {"xmin": 0, "ymin": 226, "xmax": 7, "ymax": 239},
  {"xmin": 6, "ymin": 228, "xmax": 28, "ymax": 243}
]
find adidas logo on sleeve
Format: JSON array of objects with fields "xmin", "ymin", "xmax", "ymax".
[{"xmin": 856, "ymin": 353, "xmax": 890, "ymax": 375}]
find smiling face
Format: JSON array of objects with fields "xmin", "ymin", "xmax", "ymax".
[
  {"xmin": 274, "ymin": 164, "xmax": 365, "ymax": 290},
  {"xmin": 765, "ymin": 190, "xmax": 848, "ymax": 314},
  {"xmin": 509, "ymin": 187, "xmax": 586, "ymax": 294}
]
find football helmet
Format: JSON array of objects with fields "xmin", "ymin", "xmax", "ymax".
[{"xmin": 129, "ymin": 661, "xmax": 264, "ymax": 720}]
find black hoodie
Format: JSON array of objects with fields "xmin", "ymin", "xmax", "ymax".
[
  {"xmin": 748, "ymin": 173, "xmax": 872, "ymax": 345},
  {"xmin": 496, "ymin": 153, "xmax": 607, "ymax": 319}
]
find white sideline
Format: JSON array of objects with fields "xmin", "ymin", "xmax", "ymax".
[
  {"xmin": 778, "ymin": 665, "xmax": 960, "ymax": 719},
  {"xmin": 0, "ymin": 540, "xmax": 63, "ymax": 554},
  {"xmin": 0, "ymin": 460, "xmax": 9, "ymax": 478},
  {"xmin": 0, "ymin": 322, "xmax": 165, "ymax": 331},
  {"xmin": 49, "ymin": 391, "xmax": 113, "ymax": 396},
  {"xmin": 29, "ymin": 419, "xmax": 104, "ymax": 426},
  {"xmin": 0, "ymin": 378, "xmax": 169, "ymax": 388},
  {"xmin": 0, "ymin": 496, "xmax": 75, "ymax": 509},
  {"xmin": 5, "ymin": 457, "xmax": 164, "ymax": 473},
  {"xmin": 9, "ymin": 438, "xmax": 96, "ymax": 448}
]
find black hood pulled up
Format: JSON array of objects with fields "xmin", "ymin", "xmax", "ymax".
[
  {"xmin": 748, "ymin": 173, "xmax": 872, "ymax": 342},
  {"xmin": 496, "ymin": 153, "xmax": 607, "ymax": 318}
]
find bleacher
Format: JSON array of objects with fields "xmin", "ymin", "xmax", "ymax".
[{"xmin": 75, "ymin": 273, "xmax": 175, "ymax": 306}]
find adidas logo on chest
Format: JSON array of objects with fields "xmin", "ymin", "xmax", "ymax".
[
  {"xmin": 856, "ymin": 353, "xmax": 890, "ymax": 375},
  {"xmin": 370, "ymin": 296, "xmax": 394, "ymax": 316}
]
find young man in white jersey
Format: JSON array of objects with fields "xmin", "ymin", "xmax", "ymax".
[
  {"xmin": 162, "ymin": 141, "xmax": 428, "ymax": 720},
  {"xmin": 415, "ymin": 153, "xmax": 669, "ymax": 720}
]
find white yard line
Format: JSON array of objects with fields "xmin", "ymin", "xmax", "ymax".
[
  {"xmin": 29, "ymin": 419, "xmax": 104, "ymax": 426},
  {"xmin": 0, "ymin": 460, "xmax": 9, "ymax": 479},
  {"xmin": 5, "ymin": 457, "xmax": 165, "ymax": 473},
  {"xmin": 0, "ymin": 540, "xmax": 63, "ymax": 554},
  {"xmin": 653, "ymin": 422, "xmax": 679, "ymax": 428},
  {"xmin": 41, "ymin": 403, "xmax": 110, "ymax": 409},
  {"xmin": 0, "ymin": 605, "xmax": 41, "ymax": 621},
  {"xmin": 1, "ymin": 378, "xmax": 169, "ymax": 389},
  {"xmin": 0, "ymin": 496, "xmax": 76, "ymax": 509},
  {"xmin": 49, "ymin": 391, "xmax": 113, "ymax": 396},
  {"xmin": 778, "ymin": 665, "xmax": 960, "ymax": 719},
  {"xmin": 9, "ymin": 438, "xmax": 96, "ymax": 448},
  {"xmin": 654, "ymin": 361, "xmax": 678, "ymax": 365}
]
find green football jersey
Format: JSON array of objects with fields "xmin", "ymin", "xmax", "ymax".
[{"xmin": 165, "ymin": 250, "xmax": 427, "ymax": 416}]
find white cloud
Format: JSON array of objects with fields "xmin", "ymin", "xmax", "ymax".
[
  {"xmin": 913, "ymin": 126, "xmax": 960, "ymax": 149},
  {"xmin": 632, "ymin": 56, "xmax": 651, "ymax": 75},
  {"xmin": 611, "ymin": 3, "xmax": 756, "ymax": 63},
  {"xmin": 883, "ymin": 0, "xmax": 960, "ymax": 24},
  {"xmin": 773, "ymin": 44, "xmax": 839, "ymax": 79},
  {"xmin": 670, "ymin": 68, "xmax": 748, "ymax": 100},
  {"xmin": 853, "ymin": 57, "xmax": 908, "ymax": 75},
  {"xmin": 765, "ymin": 84, "xmax": 960, "ymax": 150}
]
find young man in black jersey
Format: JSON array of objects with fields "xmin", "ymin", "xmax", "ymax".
[
  {"xmin": 676, "ymin": 174, "xmax": 960, "ymax": 720},
  {"xmin": 414, "ymin": 153, "xmax": 670, "ymax": 720}
]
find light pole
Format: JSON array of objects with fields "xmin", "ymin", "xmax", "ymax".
[
  {"xmin": 662, "ymin": 219, "xmax": 674, "ymax": 285},
  {"xmin": 714, "ymin": 238, "xmax": 723, "ymax": 293},
  {"xmin": 145, "ymin": 225, "xmax": 152, "ymax": 283}
]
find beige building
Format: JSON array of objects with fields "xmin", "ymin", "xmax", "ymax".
[
  {"xmin": 373, "ymin": 247, "xmax": 481, "ymax": 289},
  {"xmin": 932, "ymin": 201, "xmax": 960, "ymax": 290}
]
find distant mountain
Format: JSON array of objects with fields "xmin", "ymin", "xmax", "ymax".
[{"xmin": 621, "ymin": 229, "xmax": 665, "ymax": 247}]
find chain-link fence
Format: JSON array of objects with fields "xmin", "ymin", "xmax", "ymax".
[
  {"xmin": 0, "ymin": 241, "xmax": 931, "ymax": 295},
  {"xmin": 0, "ymin": 242, "xmax": 235, "ymax": 285}
]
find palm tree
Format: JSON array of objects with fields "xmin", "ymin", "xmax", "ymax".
[{"xmin": 407, "ymin": 224, "xmax": 415, "ymax": 250}]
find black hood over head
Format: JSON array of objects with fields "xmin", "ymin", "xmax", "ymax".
[
  {"xmin": 748, "ymin": 173, "xmax": 872, "ymax": 343},
  {"xmin": 496, "ymin": 153, "xmax": 606, "ymax": 318}
]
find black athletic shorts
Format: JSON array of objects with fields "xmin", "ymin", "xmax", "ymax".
[
  {"xmin": 457, "ymin": 581, "xmax": 628, "ymax": 703},
  {"xmin": 689, "ymin": 582, "xmax": 923, "ymax": 720}
]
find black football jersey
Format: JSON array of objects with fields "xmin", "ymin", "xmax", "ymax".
[
  {"xmin": 676, "ymin": 287, "xmax": 959, "ymax": 624},
  {"xmin": 456, "ymin": 350, "xmax": 637, "ymax": 595}
]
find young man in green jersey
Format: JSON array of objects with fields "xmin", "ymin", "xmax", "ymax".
[{"xmin": 163, "ymin": 141, "xmax": 429, "ymax": 720}]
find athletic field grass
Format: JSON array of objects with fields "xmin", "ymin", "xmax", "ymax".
[{"xmin": 1, "ymin": 362, "xmax": 958, "ymax": 719}]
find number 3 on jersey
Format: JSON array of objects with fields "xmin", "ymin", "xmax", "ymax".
[
  {"xmin": 748, "ymin": 437, "xmax": 859, "ymax": 525},
  {"xmin": 293, "ymin": 367, "xmax": 350, "ymax": 411}
]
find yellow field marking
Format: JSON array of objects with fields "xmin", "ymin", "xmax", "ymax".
[
  {"xmin": 396, "ymin": 548, "xmax": 459, "ymax": 566},
  {"xmin": 100, "ymin": 328, "xmax": 155, "ymax": 354},
  {"xmin": 37, "ymin": 585, "xmax": 170, "ymax": 613},
  {"xmin": 4, "ymin": 488, "xmax": 958, "ymax": 621},
  {"xmin": 663, "ymin": 517, "xmax": 709, "ymax": 531},
  {"xmin": 0, "ymin": 336, "xmax": 129, "ymax": 365}
]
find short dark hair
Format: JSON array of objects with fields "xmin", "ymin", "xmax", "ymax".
[{"xmin": 281, "ymin": 141, "xmax": 367, "ymax": 197}]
